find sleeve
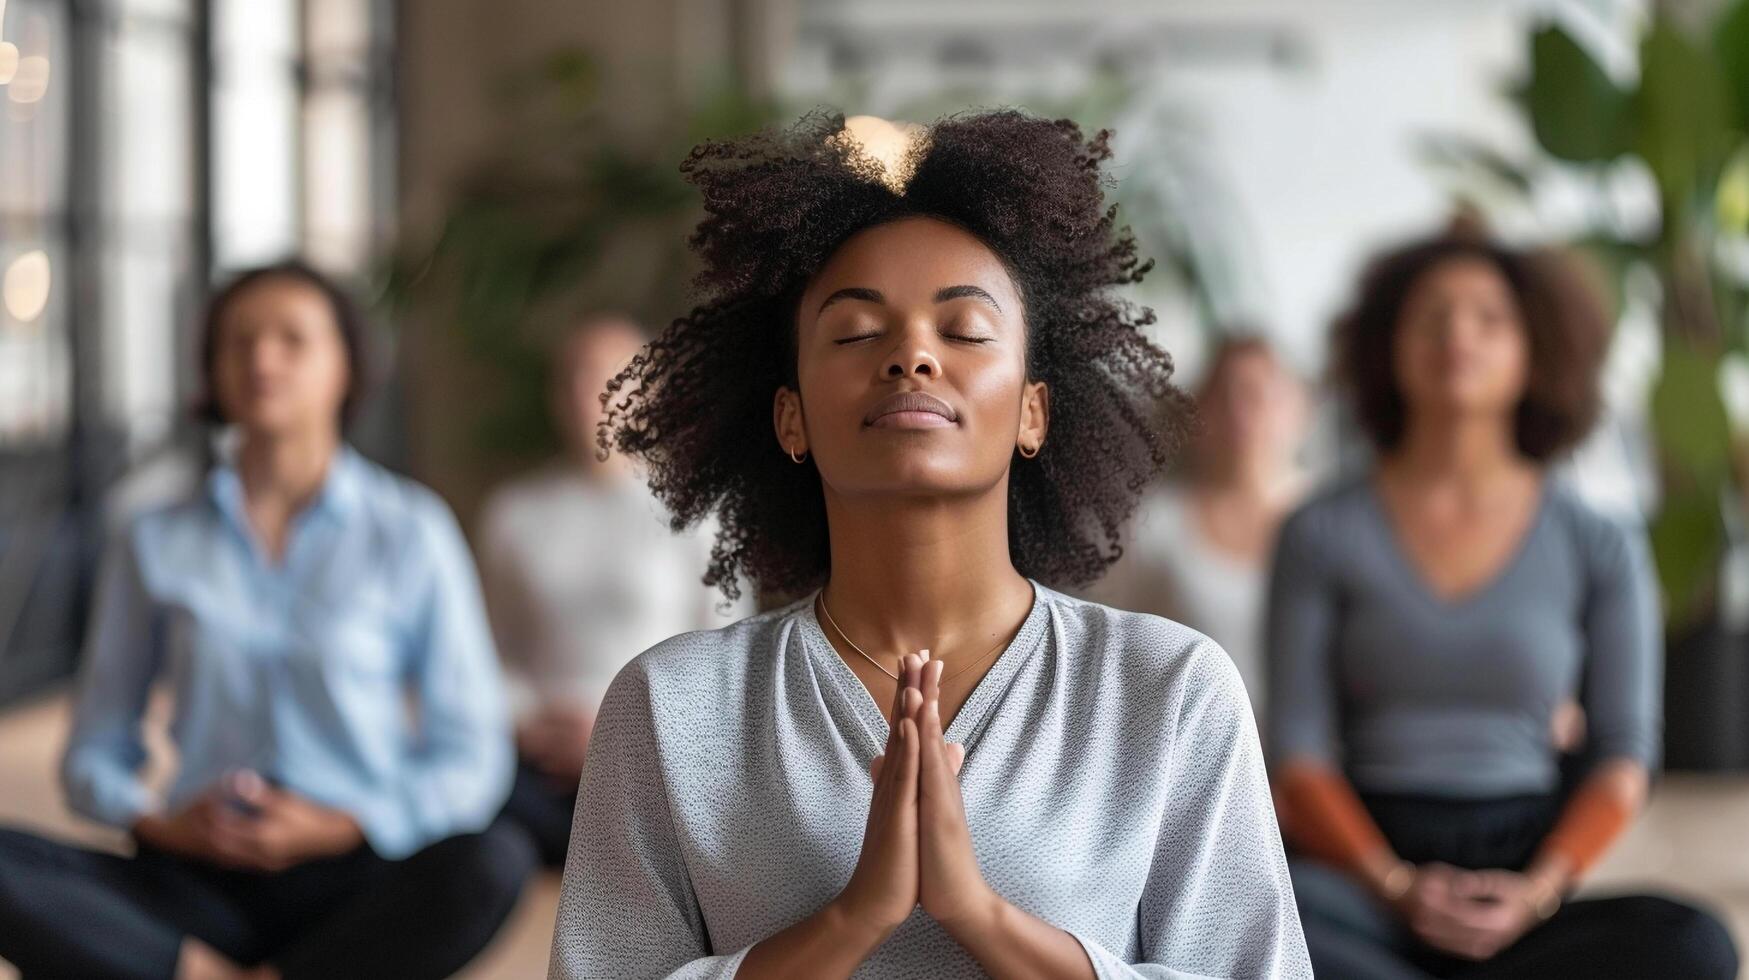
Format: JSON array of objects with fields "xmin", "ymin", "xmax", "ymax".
[
  {"xmin": 1076, "ymin": 646, "xmax": 1311, "ymax": 979},
  {"xmin": 358, "ymin": 495, "xmax": 515, "ymax": 859},
  {"xmin": 1264, "ymin": 506, "xmax": 1343, "ymax": 767},
  {"xmin": 1576, "ymin": 516, "xmax": 1661, "ymax": 769},
  {"xmin": 60, "ymin": 528, "xmax": 165, "ymax": 828},
  {"xmin": 548, "ymin": 660, "xmax": 749, "ymax": 980},
  {"xmin": 476, "ymin": 489, "xmax": 541, "ymax": 721}
]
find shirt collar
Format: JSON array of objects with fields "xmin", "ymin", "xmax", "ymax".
[{"xmin": 207, "ymin": 443, "xmax": 363, "ymax": 531}]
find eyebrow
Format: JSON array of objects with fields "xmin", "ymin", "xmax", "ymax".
[{"xmin": 816, "ymin": 284, "xmax": 1004, "ymax": 315}]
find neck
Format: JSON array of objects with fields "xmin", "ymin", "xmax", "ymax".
[
  {"xmin": 817, "ymin": 481, "xmax": 1033, "ymax": 662},
  {"xmin": 1192, "ymin": 445, "xmax": 1297, "ymax": 505},
  {"xmin": 236, "ymin": 427, "xmax": 339, "ymax": 511},
  {"xmin": 568, "ymin": 440, "xmax": 632, "ymax": 482},
  {"xmin": 1390, "ymin": 412, "xmax": 1522, "ymax": 488}
]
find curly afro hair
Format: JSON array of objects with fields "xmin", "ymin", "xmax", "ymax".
[
  {"xmin": 1332, "ymin": 232, "xmax": 1609, "ymax": 462},
  {"xmin": 600, "ymin": 109, "xmax": 1191, "ymax": 601}
]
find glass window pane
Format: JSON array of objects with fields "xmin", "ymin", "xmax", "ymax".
[
  {"xmin": 116, "ymin": 0, "xmax": 192, "ymax": 21},
  {"xmin": 102, "ymin": 245, "xmax": 188, "ymax": 452},
  {"xmin": 101, "ymin": 14, "xmax": 197, "ymax": 454},
  {"xmin": 105, "ymin": 21, "xmax": 194, "ymax": 222},
  {"xmin": 0, "ymin": 1, "xmax": 70, "ymax": 447},
  {"xmin": 213, "ymin": 0, "xmax": 298, "ymax": 268},
  {"xmin": 0, "ymin": 240, "xmax": 70, "ymax": 447},
  {"xmin": 304, "ymin": 89, "xmax": 372, "ymax": 271},
  {"xmin": 0, "ymin": 3, "xmax": 68, "ymax": 215}
]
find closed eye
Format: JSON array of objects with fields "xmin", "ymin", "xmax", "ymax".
[{"xmin": 833, "ymin": 333, "xmax": 882, "ymax": 346}]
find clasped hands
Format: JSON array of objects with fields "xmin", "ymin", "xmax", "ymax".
[
  {"xmin": 835, "ymin": 650, "xmax": 995, "ymax": 942},
  {"xmin": 1395, "ymin": 862, "xmax": 1556, "ymax": 961},
  {"xmin": 133, "ymin": 769, "xmax": 364, "ymax": 873}
]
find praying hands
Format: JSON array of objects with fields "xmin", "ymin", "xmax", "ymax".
[{"xmin": 740, "ymin": 651, "xmax": 1098, "ymax": 980}]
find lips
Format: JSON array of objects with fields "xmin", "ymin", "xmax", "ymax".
[{"xmin": 864, "ymin": 390, "xmax": 958, "ymax": 426}]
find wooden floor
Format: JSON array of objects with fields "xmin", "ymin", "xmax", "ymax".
[{"xmin": 2, "ymin": 690, "xmax": 1745, "ymax": 978}]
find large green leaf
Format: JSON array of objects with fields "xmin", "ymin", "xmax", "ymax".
[
  {"xmin": 1569, "ymin": 235, "xmax": 1651, "ymax": 322},
  {"xmin": 1715, "ymin": 0, "xmax": 1749, "ymax": 134},
  {"xmin": 1634, "ymin": 21, "xmax": 1735, "ymax": 218},
  {"xmin": 1719, "ymin": 144, "xmax": 1749, "ymax": 236},
  {"xmin": 1652, "ymin": 342, "xmax": 1735, "ymax": 482},
  {"xmin": 1518, "ymin": 25, "xmax": 1633, "ymax": 163},
  {"xmin": 1652, "ymin": 485, "xmax": 1727, "ymax": 626}
]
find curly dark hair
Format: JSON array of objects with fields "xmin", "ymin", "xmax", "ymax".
[
  {"xmin": 1331, "ymin": 233, "xmax": 1608, "ymax": 462},
  {"xmin": 600, "ymin": 110, "xmax": 1190, "ymax": 601}
]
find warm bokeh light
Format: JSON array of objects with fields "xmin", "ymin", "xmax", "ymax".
[
  {"xmin": 3, "ymin": 249, "xmax": 51, "ymax": 323},
  {"xmin": 0, "ymin": 42, "xmax": 18, "ymax": 86}
]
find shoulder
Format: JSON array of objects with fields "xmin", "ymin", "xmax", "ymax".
[
  {"xmin": 1541, "ymin": 481, "xmax": 1648, "ymax": 577},
  {"xmin": 1038, "ymin": 585, "xmax": 1250, "ymax": 729},
  {"xmin": 1269, "ymin": 476, "xmax": 1373, "ymax": 581},
  {"xmin": 121, "ymin": 488, "xmax": 224, "ymax": 585},
  {"xmin": 336, "ymin": 455, "xmax": 475, "ymax": 581},
  {"xmin": 347, "ymin": 453, "xmax": 461, "ymax": 535},
  {"xmin": 1277, "ymin": 474, "xmax": 1371, "ymax": 545},
  {"xmin": 126, "ymin": 491, "xmax": 211, "ymax": 546},
  {"xmin": 476, "ymin": 467, "xmax": 555, "ymax": 537},
  {"xmin": 602, "ymin": 597, "xmax": 799, "ymax": 706}
]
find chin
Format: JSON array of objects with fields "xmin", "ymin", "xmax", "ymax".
[
  {"xmin": 234, "ymin": 412, "xmax": 312, "ymax": 439},
  {"xmin": 845, "ymin": 459, "xmax": 1003, "ymax": 500}
]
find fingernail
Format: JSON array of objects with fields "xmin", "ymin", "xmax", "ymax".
[{"xmin": 920, "ymin": 649, "xmax": 930, "ymax": 661}]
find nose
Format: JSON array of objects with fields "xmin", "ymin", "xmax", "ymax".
[
  {"xmin": 883, "ymin": 335, "xmax": 941, "ymax": 380},
  {"xmin": 247, "ymin": 336, "xmax": 277, "ymax": 374}
]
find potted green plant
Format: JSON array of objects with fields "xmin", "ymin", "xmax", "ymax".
[{"xmin": 1431, "ymin": 2, "xmax": 1749, "ymax": 767}]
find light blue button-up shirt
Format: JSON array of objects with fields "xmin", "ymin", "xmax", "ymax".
[{"xmin": 61, "ymin": 446, "xmax": 513, "ymax": 860}]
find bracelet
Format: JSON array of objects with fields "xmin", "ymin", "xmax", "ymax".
[{"xmin": 1379, "ymin": 861, "xmax": 1416, "ymax": 902}]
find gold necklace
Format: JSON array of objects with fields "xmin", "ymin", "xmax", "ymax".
[{"xmin": 815, "ymin": 592, "xmax": 1012, "ymax": 684}]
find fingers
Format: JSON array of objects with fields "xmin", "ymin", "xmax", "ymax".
[
  {"xmin": 921, "ymin": 658, "xmax": 945, "ymax": 745},
  {"xmin": 918, "ymin": 659, "xmax": 954, "ymax": 794},
  {"xmin": 888, "ymin": 654, "xmax": 910, "ymax": 729},
  {"xmin": 895, "ymin": 716, "xmax": 921, "ymax": 806},
  {"xmin": 874, "ymin": 652, "xmax": 928, "ymax": 798}
]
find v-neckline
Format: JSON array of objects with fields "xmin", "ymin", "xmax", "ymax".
[
  {"xmin": 1364, "ymin": 478, "xmax": 1549, "ymax": 612},
  {"xmin": 797, "ymin": 580, "xmax": 1049, "ymax": 764}
]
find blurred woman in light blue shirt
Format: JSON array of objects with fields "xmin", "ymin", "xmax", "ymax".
[{"xmin": 0, "ymin": 262, "xmax": 533, "ymax": 980}]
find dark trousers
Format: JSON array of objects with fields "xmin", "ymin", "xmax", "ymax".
[
  {"xmin": 498, "ymin": 758, "xmax": 579, "ymax": 868},
  {"xmin": 0, "ymin": 818, "xmax": 535, "ymax": 980},
  {"xmin": 1292, "ymin": 792, "xmax": 1738, "ymax": 980}
]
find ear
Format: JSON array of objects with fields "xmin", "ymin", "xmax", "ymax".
[
  {"xmin": 1017, "ymin": 379, "xmax": 1049, "ymax": 456},
  {"xmin": 773, "ymin": 385, "xmax": 809, "ymax": 459}
]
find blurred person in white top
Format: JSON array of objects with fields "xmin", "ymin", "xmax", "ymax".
[
  {"xmin": 478, "ymin": 314, "xmax": 748, "ymax": 866},
  {"xmin": 1082, "ymin": 336, "xmax": 1309, "ymax": 721}
]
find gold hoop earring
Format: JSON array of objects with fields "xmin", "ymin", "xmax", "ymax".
[
  {"xmin": 788, "ymin": 445, "xmax": 808, "ymax": 464},
  {"xmin": 1018, "ymin": 442, "xmax": 1040, "ymax": 459}
]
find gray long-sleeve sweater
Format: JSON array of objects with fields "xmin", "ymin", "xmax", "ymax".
[
  {"xmin": 549, "ymin": 582, "xmax": 1312, "ymax": 979},
  {"xmin": 1265, "ymin": 477, "xmax": 1661, "ymax": 796}
]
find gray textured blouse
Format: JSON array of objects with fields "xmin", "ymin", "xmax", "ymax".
[
  {"xmin": 1265, "ymin": 477, "xmax": 1661, "ymax": 797},
  {"xmin": 549, "ymin": 582, "xmax": 1311, "ymax": 979}
]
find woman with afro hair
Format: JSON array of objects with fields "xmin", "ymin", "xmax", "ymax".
[
  {"xmin": 1268, "ymin": 231, "xmax": 1737, "ymax": 979},
  {"xmin": 548, "ymin": 111, "xmax": 1311, "ymax": 980}
]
